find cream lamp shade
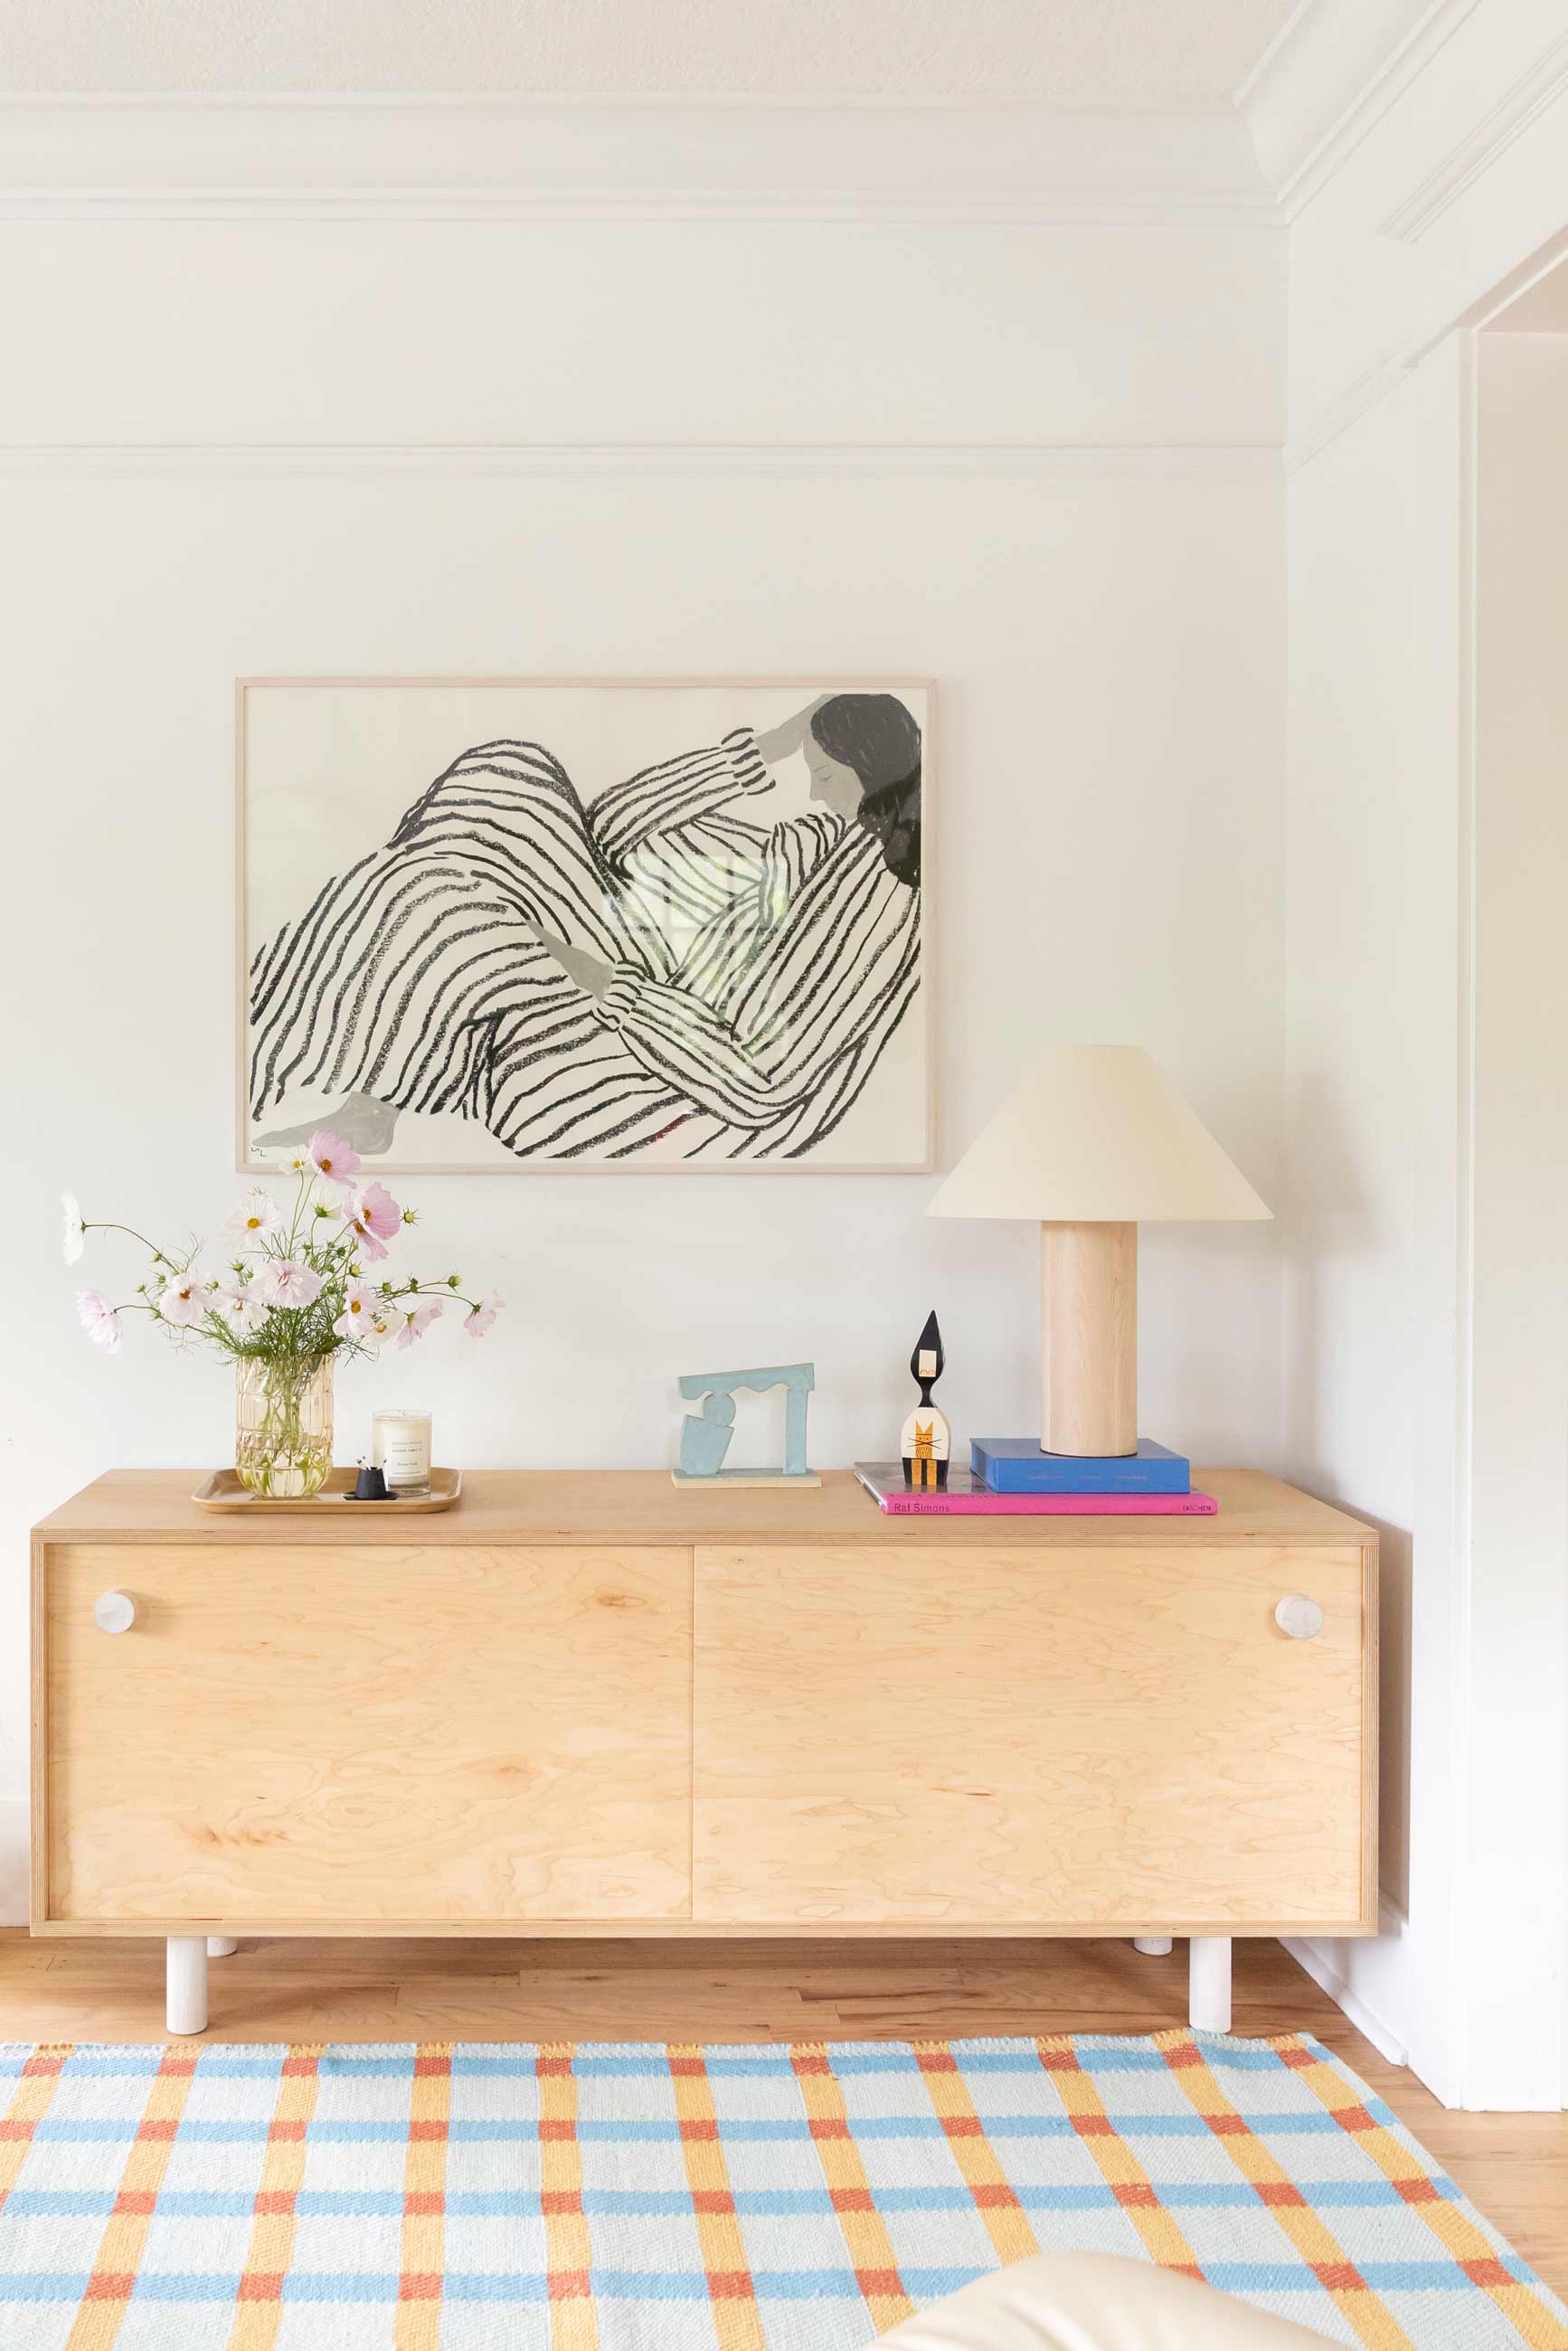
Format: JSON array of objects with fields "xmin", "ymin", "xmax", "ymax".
[
  {"xmin": 930, "ymin": 1046, "xmax": 1270, "ymax": 1457},
  {"xmin": 928, "ymin": 1046, "xmax": 1270, "ymax": 1225}
]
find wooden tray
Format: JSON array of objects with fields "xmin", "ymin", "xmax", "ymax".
[{"xmin": 193, "ymin": 1467, "xmax": 462, "ymax": 1513}]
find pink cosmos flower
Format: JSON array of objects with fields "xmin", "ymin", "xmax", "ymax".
[
  {"xmin": 156, "ymin": 1270, "xmax": 210, "ymax": 1327},
  {"xmin": 308, "ymin": 1130, "xmax": 361, "ymax": 1188},
  {"xmin": 75, "ymin": 1289, "xmax": 121, "ymax": 1353},
  {"xmin": 214, "ymin": 1285, "xmax": 267, "ymax": 1336},
  {"xmin": 463, "ymin": 1292, "xmax": 505, "ymax": 1338},
  {"xmin": 393, "ymin": 1301, "xmax": 443, "ymax": 1351},
  {"xmin": 333, "ymin": 1280, "xmax": 383, "ymax": 1344},
  {"xmin": 252, "ymin": 1257, "xmax": 323, "ymax": 1310},
  {"xmin": 345, "ymin": 1181, "xmax": 401, "ymax": 1263}
]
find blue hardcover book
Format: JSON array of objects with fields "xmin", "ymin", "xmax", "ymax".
[{"xmin": 970, "ymin": 1437, "xmax": 1191, "ymax": 1494}]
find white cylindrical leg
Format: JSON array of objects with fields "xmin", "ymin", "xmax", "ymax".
[
  {"xmin": 207, "ymin": 1938, "xmax": 239, "ymax": 1959},
  {"xmin": 1133, "ymin": 1935, "xmax": 1173, "ymax": 1957},
  {"xmin": 166, "ymin": 1937, "xmax": 208, "ymax": 2035},
  {"xmin": 1189, "ymin": 1936, "xmax": 1232, "ymax": 2034}
]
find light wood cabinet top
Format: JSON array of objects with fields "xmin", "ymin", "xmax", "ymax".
[{"xmin": 34, "ymin": 1467, "xmax": 1372, "ymax": 1550}]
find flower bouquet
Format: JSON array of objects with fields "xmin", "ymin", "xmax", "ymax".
[{"xmin": 63, "ymin": 1132, "xmax": 502, "ymax": 1497}]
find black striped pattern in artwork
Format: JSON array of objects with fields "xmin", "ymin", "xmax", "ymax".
[{"xmin": 249, "ymin": 724, "xmax": 921, "ymax": 1162}]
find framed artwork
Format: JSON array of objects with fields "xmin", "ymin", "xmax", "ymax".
[{"xmin": 238, "ymin": 677, "xmax": 930, "ymax": 1174}]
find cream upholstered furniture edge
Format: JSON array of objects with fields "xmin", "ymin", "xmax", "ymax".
[
  {"xmin": 31, "ymin": 1469, "xmax": 1378, "ymax": 2035},
  {"xmin": 874, "ymin": 2252, "xmax": 1336, "ymax": 2347}
]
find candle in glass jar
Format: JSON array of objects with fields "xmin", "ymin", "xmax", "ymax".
[{"xmin": 373, "ymin": 1408, "xmax": 432, "ymax": 1498}]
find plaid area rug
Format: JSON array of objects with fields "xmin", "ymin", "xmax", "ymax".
[{"xmin": 1, "ymin": 2032, "xmax": 1563, "ymax": 2350}]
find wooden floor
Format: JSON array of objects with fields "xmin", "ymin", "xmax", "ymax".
[{"xmin": 3, "ymin": 1931, "xmax": 1564, "ymax": 2299}]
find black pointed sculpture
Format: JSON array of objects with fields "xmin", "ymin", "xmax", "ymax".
[{"xmin": 900, "ymin": 1310, "xmax": 951, "ymax": 1490}]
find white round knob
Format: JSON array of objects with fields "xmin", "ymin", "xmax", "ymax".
[
  {"xmin": 93, "ymin": 1591, "xmax": 137, "ymax": 1635},
  {"xmin": 1275, "ymin": 1594, "xmax": 1323, "ymax": 1641}
]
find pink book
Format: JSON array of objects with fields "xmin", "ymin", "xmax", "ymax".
[{"xmin": 853, "ymin": 1463, "xmax": 1218, "ymax": 1517}]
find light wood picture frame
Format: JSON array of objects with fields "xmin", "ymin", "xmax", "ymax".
[{"xmin": 236, "ymin": 676, "xmax": 933, "ymax": 1176}]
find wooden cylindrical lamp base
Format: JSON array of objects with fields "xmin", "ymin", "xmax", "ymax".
[{"xmin": 1040, "ymin": 1220, "xmax": 1138, "ymax": 1457}]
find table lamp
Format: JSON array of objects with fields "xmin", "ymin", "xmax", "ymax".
[{"xmin": 928, "ymin": 1045, "xmax": 1270, "ymax": 1457}]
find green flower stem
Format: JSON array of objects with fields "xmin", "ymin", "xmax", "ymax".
[{"xmin": 87, "ymin": 1222, "xmax": 177, "ymax": 1263}]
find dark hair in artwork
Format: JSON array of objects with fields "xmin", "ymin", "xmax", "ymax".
[{"xmin": 808, "ymin": 694, "xmax": 922, "ymax": 889}]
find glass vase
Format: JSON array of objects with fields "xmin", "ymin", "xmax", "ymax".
[{"xmin": 234, "ymin": 1355, "xmax": 335, "ymax": 1498}]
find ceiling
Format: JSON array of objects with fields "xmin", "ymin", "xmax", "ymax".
[{"xmin": 1, "ymin": 0, "xmax": 1310, "ymax": 105}]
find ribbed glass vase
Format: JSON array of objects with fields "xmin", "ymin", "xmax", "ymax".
[{"xmin": 234, "ymin": 1355, "xmax": 335, "ymax": 1497}]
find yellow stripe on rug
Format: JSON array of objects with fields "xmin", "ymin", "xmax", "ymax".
[
  {"xmin": 1034, "ymin": 2035, "xmax": 1207, "ymax": 2276},
  {"xmin": 394, "ymin": 2044, "xmax": 451, "ymax": 2351},
  {"xmin": 224, "ymin": 2044, "xmax": 326, "ymax": 2351},
  {"xmin": 538, "ymin": 2042, "xmax": 600, "ymax": 2351},
  {"xmin": 790, "ymin": 2044, "xmax": 913, "ymax": 2335},
  {"xmin": 1155, "ymin": 2032, "xmax": 1420, "ymax": 2351},
  {"xmin": 668, "ymin": 2044, "xmax": 768, "ymax": 2351},
  {"xmin": 913, "ymin": 2040, "xmax": 1040, "ymax": 2269},
  {"xmin": 1280, "ymin": 2037, "xmax": 1568, "ymax": 2351},
  {"xmin": 0, "ymin": 2043, "xmax": 71, "ymax": 2208},
  {"xmin": 66, "ymin": 2045, "xmax": 203, "ymax": 2351}
]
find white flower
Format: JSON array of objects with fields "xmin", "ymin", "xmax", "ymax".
[
  {"xmin": 75, "ymin": 1289, "xmax": 120, "ymax": 1353},
  {"xmin": 156, "ymin": 1270, "xmax": 210, "ymax": 1327},
  {"xmin": 251, "ymin": 1257, "xmax": 323, "ymax": 1311},
  {"xmin": 333, "ymin": 1280, "xmax": 382, "ymax": 1344},
  {"xmin": 213, "ymin": 1284, "xmax": 268, "ymax": 1336},
  {"xmin": 61, "ymin": 1193, "xmax": 86, "ymax": 1265},
  {"xmin": 224, "ymin": 1189, "xmax": 284, "ymax": 1244},
  {"xmin": 464, "ymin": 1292, "xmax": 505, "ymax": 1339}
]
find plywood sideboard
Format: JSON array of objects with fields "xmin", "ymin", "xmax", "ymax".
[{"xmin": 32, "ymin": 1468, "xmax": 1377, "ymax": 2035}]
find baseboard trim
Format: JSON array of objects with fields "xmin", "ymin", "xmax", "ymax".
[
  {"xmin": 0, "ymin": 1800, "xmax": 28, "ymax": 1931},
  {"xmin": 1282, "ymin": 1926, "xmax": 1411, "ymax": 2066}
]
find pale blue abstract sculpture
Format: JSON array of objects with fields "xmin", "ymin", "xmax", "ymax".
[{"xmin": 673, "ymin": 1363, "xmax": 819, "ymax": 1487}]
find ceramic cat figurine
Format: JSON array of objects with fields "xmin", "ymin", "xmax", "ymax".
[{"xmin": 900, "ymin": 1309, "xmax": 950, "ymax": 1490}]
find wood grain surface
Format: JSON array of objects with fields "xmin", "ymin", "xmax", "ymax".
[
  {"xmin": 33, "ymin": 1468, "xmax": 1374, "ymax": 1551},
  {"xmin": 694, "ymin": 1544, "xmax": 1369, "ymax": 1930},
  {"xmin": 33, "ymin": 1470, "xmax": 1377, "ymax": 1945},
  {"xmin": 43, "ymin": 1543, "xmax": 692, "ymax": 1926},
  {"xmin": 0, "ymin": 1932, "xmax": 1559, "ymax": 2301}
]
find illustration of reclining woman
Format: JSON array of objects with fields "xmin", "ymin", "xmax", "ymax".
[{"xmin": 248, "ymin": 692, "xmax": 922, "ymax": 1162}]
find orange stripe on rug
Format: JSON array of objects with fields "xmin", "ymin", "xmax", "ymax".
[
  {"xmin": 64, "ymin": 2045, "xmax": 202, "ymax": 2351},
  {"xmin": 913, "ymin": 2041, "xmax": 1039, "ymax": 2269},
  {"xmin": 790, "ymin": 2044, "xmax": 913, "ymax": 2336},
  {"xmin": 667, "ymin": 2044, "xmax": 767, "ymax": 2351},
  {"xmin": 1033, "ymin": 2035, "xmax": 1205, "ymax": 2276},
  {"xmin": 223, "ymin": 2044, "xmax": 326, "ymax": 2351},
  {"xmin": 394, "ymin": 2044, "xmax": 451, "ymax": 2351},
  {"xmin": 1278, "ymin": 2038, "xmax": 1568, "ymax": 2351},
  {"xmin": 538, "ymin": 2044, "xmax": 600, "ymax": 2351},
  {"xmin": 1156, "ymin": 2032, "xmax": 1419, "ymax": 2351},
  {"xmin": 0, "ymin": 2043, "xmax": 71, "ymax": 2211}
]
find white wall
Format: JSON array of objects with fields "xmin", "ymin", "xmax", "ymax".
[
  {"xmin": 1466, "ymin": 329, "xmax": 1568, "ymax": 2108},
  {"xmin": 0, "ymin": 193, "xmax": 1288, "ymax": 1912},
  {"xmin": 1281, "ymin": 342, "xmax": 1469, "ymax": 2099},
  {"xmin": 1277, "ymin": 0, "xmax": 1568, "ymax": 2103}
]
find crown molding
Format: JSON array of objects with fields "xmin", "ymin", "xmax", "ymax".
[
  {"xmin": 0, "ymin": 441, "xmax": 1282, "ymax": 482},
  {"xmin": 1284, "ymin": 355, "xmax": 1417, "ymax": 472},
  {"xmin": 1239, "ymin": 0, "xmax": 1482, "ymax": 213},
  {"xmin": 0, "ymin": 95, "xmax": 1279, "ymax": 225},
  {"xmin": 1285, "ymin": 223, "xmax": 1568, "ymax": 471},
  {"xmin": 1380, "ymin": 28, "xmax": 1568, "ymax": 239}
]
